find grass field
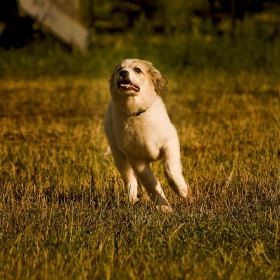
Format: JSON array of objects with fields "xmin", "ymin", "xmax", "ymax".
[{"xmin": 1, "ymin": 25, "xmax": 280, "ymax": 279}]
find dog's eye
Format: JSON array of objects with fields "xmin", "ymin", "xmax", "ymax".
[
  {"xmin": 116, "ymin": 67, "xmax": 122, "ymax": 73},
  {"xmin": 134, "ymin": 67, "xmax": 142, "ymax": 73}
]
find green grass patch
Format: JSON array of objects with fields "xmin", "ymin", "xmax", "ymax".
[{"xmin": 0, "ymin": 27, "xmax": 280, "ymax": 279}]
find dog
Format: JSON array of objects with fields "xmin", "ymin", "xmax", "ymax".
[{"xmin": 104, "ymin": 59, "xmax": 188, "ymax": 212}]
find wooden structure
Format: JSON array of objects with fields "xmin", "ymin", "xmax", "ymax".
[
  {"xmin": 0, "ymin": 0, "xmax": 90, "ymax": 51},
  {"xmin": 15, "ymin": 0, "xmax": 90, "ymax": 51}
]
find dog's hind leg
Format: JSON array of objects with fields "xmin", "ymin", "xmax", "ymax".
[{"xmin": 163, "ymin": 139, "xmax": 188, "ymax": 198}]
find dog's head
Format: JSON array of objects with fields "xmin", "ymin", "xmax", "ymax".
[{"xmin": 110, "ymin": 59, "xmax": 167, "ymax": 98}]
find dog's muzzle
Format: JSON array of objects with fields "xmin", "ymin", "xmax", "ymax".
[
  {"xmin": 118, "ymin": 80, "xmax": 140, "ymax": 92},
  {"xmin": 117, "ymin": 70, "xmax": 140, "ymax": 92}
]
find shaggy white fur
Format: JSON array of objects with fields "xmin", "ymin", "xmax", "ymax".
[{"xmin": 104, "ymin": 59, "xmax": 188, "ymax": 212}]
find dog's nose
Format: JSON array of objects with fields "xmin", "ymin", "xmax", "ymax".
[{"xmin": 119, "ymin": 70, "xmax": 129, "ymax": 77}]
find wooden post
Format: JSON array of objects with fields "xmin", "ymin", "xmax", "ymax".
[{"xmin": 17, "ymin": 0, "xmax": 90, "ymax": 51}]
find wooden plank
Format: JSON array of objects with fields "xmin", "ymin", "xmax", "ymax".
[
  {"xmin": 17, "ymin": 0, "xmax": 90, "ymax": 51},
  {"xmin": 49, "ymin": 0, "xmax": 80, "ymax": 19}
]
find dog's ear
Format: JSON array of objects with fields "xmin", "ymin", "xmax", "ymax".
[
  {"xmin": 147, "ymin": 63, "xmax": 167, "ymax": 94},
  {"xmin": 153, "ymin": 73, "xmax": 167, "ymax": 94}
]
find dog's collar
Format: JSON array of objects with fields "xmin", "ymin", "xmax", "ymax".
[{"xmin": 131, "ymin": 109, "xmax": 147, "ymax": 117}]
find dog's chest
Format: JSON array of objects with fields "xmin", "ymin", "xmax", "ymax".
[{"xmin": 114, "ymin": 117, "xmax": 161, "ymax": 160}]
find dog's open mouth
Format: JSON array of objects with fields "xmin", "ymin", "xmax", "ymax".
[{"xmin": 118, "ymin": 80, "xmax": 140, "ymax": 92}]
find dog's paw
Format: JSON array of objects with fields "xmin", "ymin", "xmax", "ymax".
[
  {"xmin": 103, "ymin": 146, "xmax": 111, "ymax": 156},
  {"xmin": 130, "ymin": 197, "xmax": 139, "ymax": 205}
]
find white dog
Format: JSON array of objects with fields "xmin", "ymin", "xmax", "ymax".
[{"xmin": 104, "ymin": 59, "xmax": 188, "ymax": 211}]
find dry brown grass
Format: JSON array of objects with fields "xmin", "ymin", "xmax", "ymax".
[{"xmin": 1, "ymin": 32, "xmax": 280, "ymax": 279}]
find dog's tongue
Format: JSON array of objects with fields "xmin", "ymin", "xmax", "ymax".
[{"xmin": 121, "ymin": 83, "xmax": 140, "ymax": 92}]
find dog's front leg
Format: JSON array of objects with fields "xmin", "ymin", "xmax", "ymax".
[
  {"xmin": 115, "ymin": 159, "xmax": 139, "ymax": 205},
  {"xmin": 163, "ymin": 139, "xmax": 189, "ymax": 198},
  {"xmin": 128, "ymin": 159, "xmax": 172, "ymax": 211},
  {"xmin": 108, "ymin": 145, "xmax": 139, "ymax": 204}
]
